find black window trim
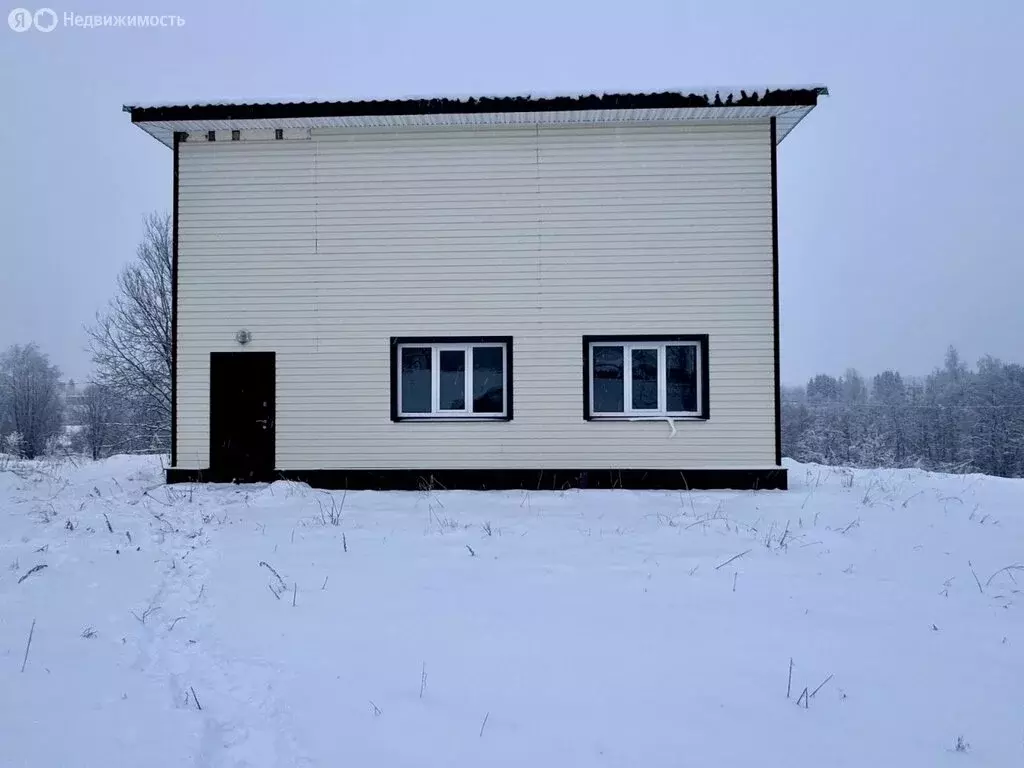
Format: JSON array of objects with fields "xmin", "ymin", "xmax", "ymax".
[
  {"xmin": 582, "ymin": 334, "xmax": 710, "ymax": 421},
  {"xmin": 390, "ymin": 336, "xmax": 514, "ymax": 422}
]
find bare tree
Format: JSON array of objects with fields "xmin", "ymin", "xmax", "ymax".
[
  {"xmin": 0, "ymin": 344, "xmax": 64, "ymax": 459},
  {"xmin": 77, "ymin": 382, "xmax": 127, "ymax": 460},
  {"xmin": 87, "ymin": 213, "xmax": 172, "ymax": 450}
]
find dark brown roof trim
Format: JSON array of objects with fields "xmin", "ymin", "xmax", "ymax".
[{"xmin": 126, "ymin": 88, "xmax": 825, "ymax": 123}]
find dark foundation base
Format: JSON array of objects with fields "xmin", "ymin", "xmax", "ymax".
[{"xmin": 166, "ymin": 467, "xmax": 788, "ymax": 491}]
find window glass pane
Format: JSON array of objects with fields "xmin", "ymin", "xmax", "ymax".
[
  {"xmin": 592, "ymin": 346, "xmax": 624, "ymax": 412},
  {"xmin": 472, "ymin": 346, "xmax": 504, "ymax": 413},
  {"xmin": 631, "ymin": 348, "xmax": 658, "ymax": 409},
  {"xmin": 439, "ymin": 350, "xmax": 466, "ymax": 410},
  {"xmin": 400, "ymin": 347, "xmax": 431, "ymax": 413},
  {"xmin": 667, "ymin": 345, "xmax": 698, "ymax": 412}
]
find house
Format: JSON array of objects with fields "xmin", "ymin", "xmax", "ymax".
[{"xmin": 125, "ymin": 87, "xmax": 826, "ymax": 490}]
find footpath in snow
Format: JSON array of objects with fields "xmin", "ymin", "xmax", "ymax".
[{"xmin": 1, "ymin": 455, "xmax": 1022, "ymax": 767}]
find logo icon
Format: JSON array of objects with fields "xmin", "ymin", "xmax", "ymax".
[
  {"xmin": 8, "ymin": 7, "xmax": 32, "ymax": 30},
  {"xmin": 8, "ymin": 7, "xmax": 57, "ymax": 31},
  {"xmin": 33, "ymin": 7, "xmax": 55, "ymax": 31}
]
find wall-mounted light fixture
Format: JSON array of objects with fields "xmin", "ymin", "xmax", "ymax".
[{"xmin": 235, "ymin": 329, "xmax": 252, "ymax": 345}]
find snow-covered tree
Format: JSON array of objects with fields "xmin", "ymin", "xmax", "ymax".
[
  {"xmin": 842, "ymin": 369, "xmax": 868, "ymax": 404},
  {"xmin": 806, "ymin": 374, "xmax": 842, "ymax": 404},
  {"xmin": 0, "ymin": 344, "xmax": 64, "ymax": 459}
]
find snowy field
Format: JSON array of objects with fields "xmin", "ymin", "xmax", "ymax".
[{"xmin": 1, "ymin": 456, "xmax": 1022, "ymax": 767}]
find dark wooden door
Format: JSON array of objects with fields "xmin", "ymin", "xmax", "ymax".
[{"xmin": 209, "ymin": 352, "xmax": 275, "ymax": 481}]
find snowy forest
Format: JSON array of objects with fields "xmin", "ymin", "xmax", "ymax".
[{"xmin": 783, "ymin": 348, "xmax": 1024, "ymax": 478}]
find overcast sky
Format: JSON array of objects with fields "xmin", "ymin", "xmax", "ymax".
[{"xmin": 2, "ymin": 0, "xmax": 1021, "ymax": 385}]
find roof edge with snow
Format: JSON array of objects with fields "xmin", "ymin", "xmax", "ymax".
[{"xmin": 125, "ymin": 86, "xmax": 828, "ymax": 148}]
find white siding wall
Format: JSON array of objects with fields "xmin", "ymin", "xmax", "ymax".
[{"xmin": 176, "ymin": 122, "xmax": 777, "ymax": 470}]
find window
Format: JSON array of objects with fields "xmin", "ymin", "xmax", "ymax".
[
  {"xmin": 583, "ymin": 335, "xmax": 709, "ymax": 419},
  {"xmin": 391, "ymin": 337, "xmax": 513, "ymax": 420}
]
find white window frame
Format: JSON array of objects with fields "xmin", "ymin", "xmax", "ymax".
[
  {"xmin": 397, "ymin": 342, "xmax": 508, "ymax": 419},
  {"xmin": 588, "ymin": 340, "xmax": 703, "ymax": 418}
]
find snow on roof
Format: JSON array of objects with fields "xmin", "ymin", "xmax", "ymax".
[
  {"xmin": 124, "ymin": 86, "xmax": 828, "ymax": 147},
  {"xmin": 124, "ymin": 85, "xmax": 827, "ymax": 111}
]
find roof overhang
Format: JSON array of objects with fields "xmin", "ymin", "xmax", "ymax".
[{"xmin": 125, "ymin": 87, "xmax": 827, "ymax": 148}]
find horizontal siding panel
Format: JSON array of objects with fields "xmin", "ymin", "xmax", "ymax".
[
  {"xmin": 176, "ymin": 248, "xmax": 773, "ymax": 263},
  {"xmin": 270, "ymin": 435, "xmax": 776, "ymax": 446},
  {"xmin": 176, "ymin": 292, "xmax": 773, "ymax": 307},
  {"xmin": 175, "ymin": 231, "xmax": 770, "ymax": 245},
  {"xmin": 178, "ymin": 414, "xmax": 775, "ymax": 429},
  {"xmin": 177, "ymin": 363, "xmax": 776, "ymax": 375},
  {"xmin": 178, "ymin": 189, "xmax": 772, "ymax": 206},
  {"xmin": 175, "ymin": 329, "xmax": 770, "ymax": 340},
  {"xmin": 177, "ymin": 380, "xmax": 775, "ymax": 392},
  {"xmin": 176, "ymin": 316, "xmax": 773, "ymax": 327},
  {"xmin": 176, "ymin": 299, "xmax": 774, "ymax": 311},
  {"xmin": 176, "ymin": 287, "xmax": 773, "ymax": 300},
  {"xmin": 177, "ymin": 268, "xmax": 774, "ymax": 283},
  {"xmin": 176, "ymin": 359, "xmax": 775, "ymax": 372},
  {"xmin": 175, "ymin": 328, "xmax": 770, "ymax": 343},
  {"xmin": 178, "ymin": 230, "xmax": 770, "ymax": 244},
  {"xmin": 177, "ymin": 205, "xmax": 771, "ymax": 222},
  {"xmin": 175, "ymin": 351, "xmax": 775, "ymax": 364},
  {"xmin": 177, "ymin": 390, "xmax": 774, "ymax": 402},
  {"xmin": 304, "ymin": 147, "xmax": 771, "ymax": 162},
  {"xmin": 175, "ymin": 122, "xmax": 777, "ymax": 470},
  {"xmin": 178, "ymin": 180, "xmax": 770, "ymax": 197},
  {"xmin": 177, "ymin": 221, "xmax": 771, "ymax": 237}
]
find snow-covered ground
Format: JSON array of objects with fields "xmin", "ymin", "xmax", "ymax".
[{"xmin": 1, "ymin": 456, "xmax": 1021, "ymax": 767}]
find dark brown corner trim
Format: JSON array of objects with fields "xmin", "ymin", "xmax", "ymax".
[
  {"xmin": 770, "ymin": 117, "xmax": 782, "ymax": 467},
  {"xmin": 170, "ymin": 132, "xmax": 181, "ymax": 468},
  {"xmin": 166, "ymin": 467, "xmax": 788, "ymax": 491},
  {"xmin": 581, "ymin": 334, "xmax": 710, "ymax": 420},
  {"xmin": 130, "ymin": 88, "xmax": 824, "ymax": 124}
]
